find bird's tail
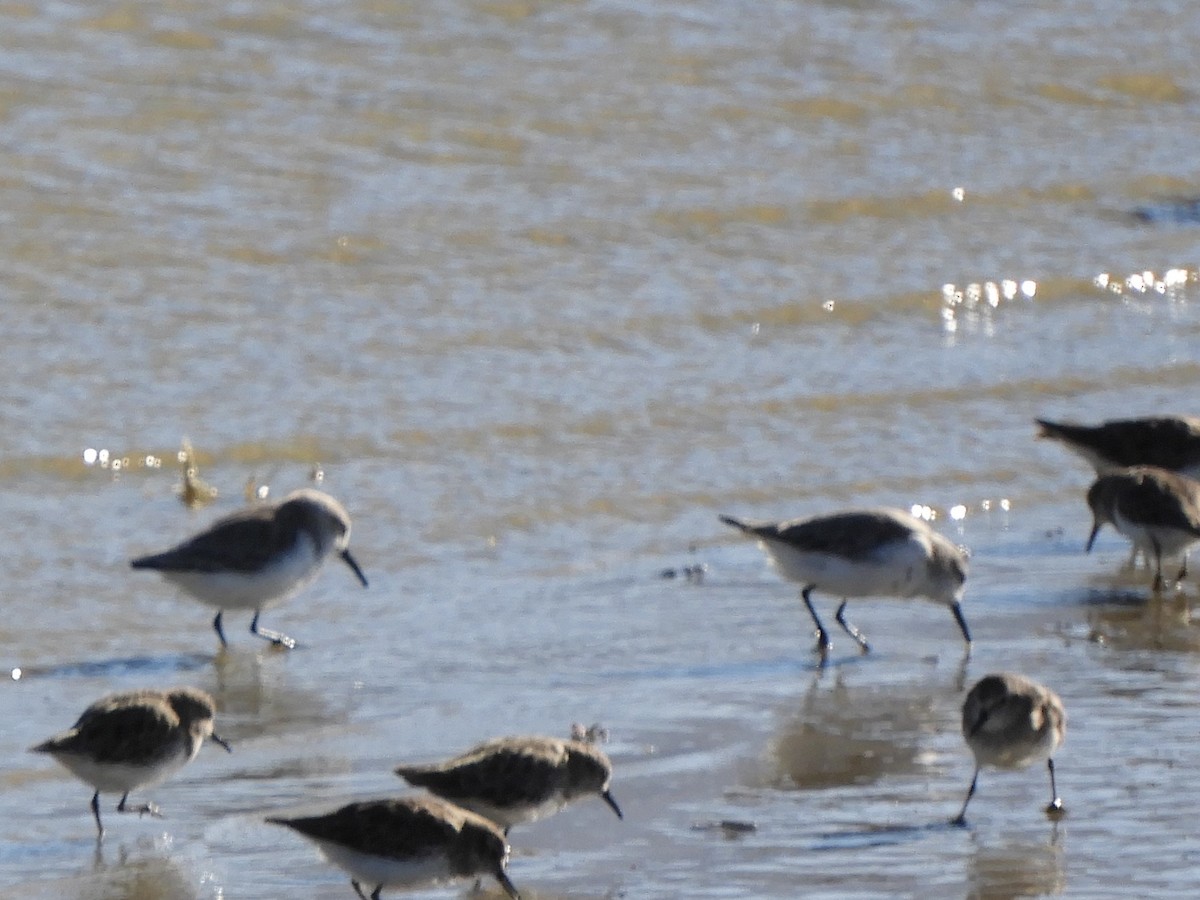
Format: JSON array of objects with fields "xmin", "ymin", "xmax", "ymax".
[
  {"xmin": 718, "ymin": 514, "xmax": 752, "ymax": 533},
  {"xmin": 1035, "ymin": 418, "xmax": 1081, "ymax": 442}
]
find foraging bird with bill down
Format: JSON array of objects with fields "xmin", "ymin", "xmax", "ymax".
[
  {"xmin": 131, "ymin": 488, "xmax": 368, "ymax": 649},
  {"xmin": 719, "ymin": 507, "xmax": 971, "ymax": 656},
  {"xmin": 268, "ymin": 795, "xmax": 521, "ymax": 900},
  {"xmin": 1085, "ymin": 465, "xmax": 1200, "ymax": 592},
  {"xmin": 953, "ymin": 672, "xmax": 1065, "ymax": 825},
  {"xmin": 394, "ymin": 735, "xmax": 623, "ymax": 834}
]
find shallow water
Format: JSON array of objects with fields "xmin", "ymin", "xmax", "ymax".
[{"xmin": 3, "ymin": 0, "xmax": 1200, "ymax": 897}]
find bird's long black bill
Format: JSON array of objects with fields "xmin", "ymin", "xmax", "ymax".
[
  {"xmin": 496, "ymin": 869, "xmax": 522, "ymax": 900},
  {"xmin": 1085, "ymin": 521, "xmax": 1101, "ymax": 553},
  {"xmin": 341, "ymin": 549, "xmax": 369, "ymax": 587},
  {"xmin": 602, "ymin": 789, "xmax": 624, "ymax": 820},
  {"xmin": 951, "ymin": 601, "xmax": 972, "ymax": 645},
  {"xmin": 211, "ymin": 732, "xmax": 233, "ymax": 753}
]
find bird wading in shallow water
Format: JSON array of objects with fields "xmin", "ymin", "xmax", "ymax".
[
  {"xmin": 719, "ymin": 507, "xmax": 970, "ymax": 657},
  {"xmin": 268, "ymin": 796, "xmax": 521, "ymax": 900},
  {"xmin": 31, "ymin": 687, "xmax": 231, "ymax": 838},
  {"xmin": 1085, "ymin": 466, "xmax": 1200, "ymax": 592},
  {"xmin": 131, "ymin": 488, "xmax": 368, "ymax": 648},
  {"xmin": 953, "ymin": 673, "xmax": 1065, "ymax": 826},
  {"xmin": 394, "ymin": 735, "xmax": 622, "ymax": 834}
]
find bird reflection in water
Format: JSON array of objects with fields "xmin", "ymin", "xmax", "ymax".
[
  {"xmin": 769, "ymin": 672, "xmax": 953, "ymax": 791},
  {"xmin": 967, "ymin": 830, "xmax": 1066, "ymax": 900},
  {"xmin": 1085, "ymin": 589, "xmax": 1198, "ymax": 654}
]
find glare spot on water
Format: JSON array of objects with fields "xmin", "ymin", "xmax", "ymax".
[
  {"xmin": 939, "ymin": 276, "xmax": 1038, "ymax": 336},
  {"xmin": 83, "ymin": 447, "xmax": 98, "ymax": 465},
  {"xmin": 910, "ymin": 504, "xmax": 935, "ymax": 521},
  {"xmin": 999, "ymin": 498, "xmax": 1011, "ymax": 511},
  {"xmin": 10, "ymin": 668, "xmax": 20, "ymax": 681},
  {"xmin": 950, "ymin": 504, "xmax": 966, "ymax": 521},
  {"xmin": 1094, "ymin": 267, "xmax": 1195, "ymax": 309},
  {"xmin": 951, "ymin": 186, "xmax": 965, "ymax": 202}
]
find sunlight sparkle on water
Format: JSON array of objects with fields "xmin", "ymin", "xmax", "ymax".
[
  {"xmin": 1096, "ymin": 267, "xmax": 1194, "ymax": 297},
  {"xmin": 940, "ymin": 278, "xmax": 1037, "ymax": 335}
]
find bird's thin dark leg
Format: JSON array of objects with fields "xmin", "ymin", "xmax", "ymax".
[
  {"xmin": 116, "ymin": 792, "xmax": 162, "ymax": 819},
  {"xmin": 249, "ymin": 611, "xmax": 296, "ymax": 649},
  {"xmin": 212, "ymin": 612, "xmax": 229, "ymax": 647},
  {"xmin": 350, "ymin": 881, "xmax": 368, "ymax": 900},
  {"xmin": 1152, "ymin": 539, "xmax": 1165, "ymax": 592},
  {"xmin": 801, "ymin": 587, "xmax": 832, "ymax": 655},
  {"xmin": 371, "ymin": 885, "xmax": 383, "ymax": 900},
  {"xmin": 951, "ymin": 767, "xmax": 979, "ymax": 826},
  {"xmin": 1046, "ymin": 758, "xmax": 1064, "ymax": 814},
  {"xmin": 834, "ymin": 601, "xmax": 871, "ymax": 653},
  {"xmin": 1178, "ymin": 552, "xmax": 1189, "ymax": 582},
  {"xmin": 90, "ymin": 791, "xmax": 104, "ymax": 839}
]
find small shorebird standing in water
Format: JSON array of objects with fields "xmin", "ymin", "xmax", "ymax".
[
  {"xmin": 719, "ymin": 507, "xmax": 971, "ymax": 657},
  {"xmin": 267, "ymin": 795, "xmax": 521, "ymax": 900},
  {"xmin": 131, "ymin": 488, "xmax": 368, "ymax": 649},
  {"xmin": 1085, "ymin": 466, "xmax": 1200, "ymax": 592},
  {"xmin": 394, "ymin": 735, "xmax": 623, "ymax": 834},
  {"xmin": 1036, "ymin": 415, "xmax": 1200, "ymax": 477},
  {"xmin": 31, "ymin": 687, "xmax": 231, "ymax": 838},
  {"xmin": 953, "ymin": 673, "xmax": 1065, "ymax": 826}
]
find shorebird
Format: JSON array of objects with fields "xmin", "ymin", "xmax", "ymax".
[
  {"xmin": 719, "ymin": 507, "xmax": 970, "ymax": 655},
  {"xmin": 953, "ymin": 672, "xmax": 1065, "ymax": 825},
  {"xmin": 1085, "ymin": 466, "xmax": 1200, "ymax": 591},
  {"xmin": 394, "ymin": 735, "xmax": 622, "ymax": 834},
  {"xmin": 268, "ymin": 795, "xmax": 520, "ymax": 899},
  {"xmin": 1036, "ymin": 415, "xmax": 1200, "ymax": 477},
  {"xmin": 131, "ymin": 488, "xmax": 368, "ymax": 648},
  {"xmin": 31, "ymin": 687, "xmax": 231, "ymax": 838}
]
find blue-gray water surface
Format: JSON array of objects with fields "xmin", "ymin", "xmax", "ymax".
[{"xmin": 3, "ymin": 1, "xmax": 1200, "ymax": 897}]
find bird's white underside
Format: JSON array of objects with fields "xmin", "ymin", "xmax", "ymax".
[
  {"xmin": 757, "ymin": 533, "xmax": 962, "ymax": 605},
  {"xmin": 158, "ymin": 535, "xmax": 324, "ymax": 610}
]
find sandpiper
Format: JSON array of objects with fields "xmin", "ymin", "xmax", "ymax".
[
  {"xmin": 268, "ymin": 795, "xmax": 520, "ymax": 900},
  {"xmin": 1036, "ymin": 415, "xmax": 1200, "ymax": 477},
  {"xmin": 719, "ymin": 507, "xmax": 971, "ymax": 655},
  {"xmin": 394, "ymin": 735, "xmax": 623, "ymax": 833},
  {"xmin": 1085, "ymin": 466, "xmax": 1200, "ymax": 591},
  {"xmin": 131, "ymin": 488, "xmax": 368, "ymax": 648},
  {"xmin": 31, "ymin": 687, "xmax": 231, "ymax": 838},
  {"xmin": 953, "ymin": 672, "xmax": 1065, "ymax": 825}
]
